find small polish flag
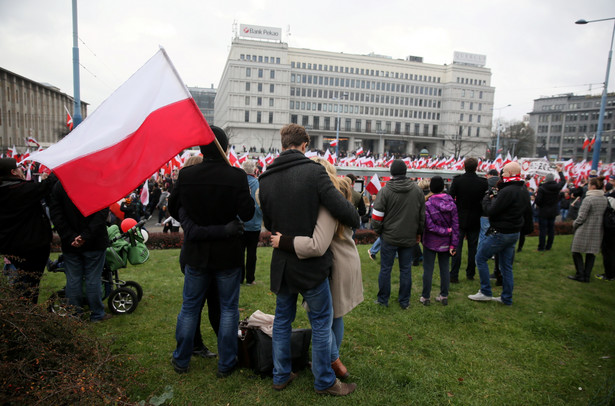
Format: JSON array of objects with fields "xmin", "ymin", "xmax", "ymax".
[
  {"xmin": 588, "ymin": 135, "xmax": 596, "ymax": 152},
  {"xmin": 26, "ymin": 137, "xmax": 40, "ymax": 147},
  {"xmin": 366, "ymin": 173, "xmax": 381, "ymax": 196},
  {"xmin": 29, "ymin": 48, "xmax": 215, "ymax": 216},
  {"xmin": 355, "ymin": 146, "xmax": 363, "ymax": 155},
  {"xmin": 228, "ymin": 147, "xmax": 240, "ymax": 167},
  {"xmin": 140, "ymin": 179, "xmax": 149, "ymax": 206},
  {"xmin": 64, "ymin": 106, "xmax": 73, "ymax": 131},
  {"xmin": 330, "ymin": 139, "xmax": 338, "ymax": 147},
  {"xmin": 582, "ymin": 135, "xmax": 590, "ymax": 150},
  {"xmin": 238, "ymin": 152, "xmax": 249, "ymax": 164}
]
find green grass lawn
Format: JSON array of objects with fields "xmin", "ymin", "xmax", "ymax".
[{"xmin": 40, "ymin": 235, "xmax": 615, "ymax": 405}]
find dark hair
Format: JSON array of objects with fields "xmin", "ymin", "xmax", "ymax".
[
  {"xmin": 487, "ymin": 169, "xmax": 499, "ymax": 176},
  {"xmin": 346, "ymin": 174, "xmax": 357, "ymax": 183},
  {"xmin": 589, "ymin": 176, "xmax": 605, "ymax": 190},
  {"xmin": 280, "ymin": 124, "xmax": 310, "ymax": 149},
  {"xmin": 464, "ymin": 157, "xmax": 478, "ymax": 173}
]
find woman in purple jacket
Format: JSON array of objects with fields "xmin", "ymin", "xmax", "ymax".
[{"xmin": 420, "ymin": 176, "xmax": 459, "ymax": 306}]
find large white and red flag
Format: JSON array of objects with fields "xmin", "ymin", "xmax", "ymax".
[
  {"xmin": 140, "ymin": 179, "xmax": 149, "ymax": 206},
  {"xmin": 29, "ymin": 48, "xmax": 215, "ymax": 216}
]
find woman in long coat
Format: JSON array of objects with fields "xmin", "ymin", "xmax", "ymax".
[{"xmin": 568, "ymin": 176, "xmax": 608, "ymax": 283}]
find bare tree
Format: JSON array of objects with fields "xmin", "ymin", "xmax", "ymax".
[{"xmin": 499, "ymin": 122, "xmax": 535, "ymax": 157}]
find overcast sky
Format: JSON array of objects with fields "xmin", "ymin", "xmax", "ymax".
[{"xmin": 1, "ymin": 0, "xmax": 614, "ymax": 124}]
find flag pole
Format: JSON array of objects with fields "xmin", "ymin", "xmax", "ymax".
[{"xmin": 71, "ymin": 0, "xmax": 82, "ymax": 127}]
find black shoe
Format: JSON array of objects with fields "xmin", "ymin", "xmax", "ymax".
[
  {"xmin": 567, "ymin": 275, "xmax": 586, "ymax": 283},
  {"xmin": 450, "ymin": 278, "xmax": 459, "ymax": 284},
  {"xmin": 217, "ymin": 363, "xmax": 238, "ymax": 378},
  {"xmin": 193, "ymin": 346, "xmax": 217, "ymax": 359},
  {"xmin": 466, "ymin": 276, "xmax": 474, "ymax": 281},
  {"xmin": 489, "ymin": 273, "xmax": 497, "ymax": 280},
  {"xmin": 495, "ymin": 279, "xmax": 503, "ymax": 287},
  {"xmin": 171, "ymin": 358, "xmax": 188, "ymax": 374}
]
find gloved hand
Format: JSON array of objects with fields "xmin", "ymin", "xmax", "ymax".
[{"xmin": 224, "ymin": 219, "xmax": 244, "ymax": 236}]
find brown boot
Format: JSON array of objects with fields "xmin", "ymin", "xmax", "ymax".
[
  {"xmin": 331, "ymin": 358, "xmax": 349, "ymax": 379},
  {"xmin": 315, "ymin": 378, "xmax": 357, "ymax": 396}
]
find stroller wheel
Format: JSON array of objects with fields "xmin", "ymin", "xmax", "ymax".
[
  {"xmin": 48, "ymin": 289, "xmax": 70, "ymax": 316},
  {"xmin": 108, "ymin": 287, "xmax": 138, "ymax": 315},
  {"xmin": 121, "ymin": 281, "xmax": 143, "ymax": 301}
]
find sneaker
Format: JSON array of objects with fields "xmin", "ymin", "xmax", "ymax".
[
  {"xmin": 435, "ymin": 295, "xmax": 448, "ymax": 306},
  {"xmin": 216, "ymin": 363, "xmax": 238, "ymax": 378},
  {"xmin": 450, "ymin": 278, "xmax": 459, "ymax": 284},
  {"xmin": 315, "ymin": 379, "xmax": 357, "ymax": 396},
  {"xmin": 595, "ymin": 274, "xmax": 614, "ymax": 281},
  {"xmin": 400, "ymin": 303, "xmax": 410, "ymax": 310},
  {"xmin": 272, "ymin": 372, "xmax": 298, "ymax": 391},
  {"xmin": 419, "ymin": 297, "xmax": 430, "ymax": 306},
  {"xmin": 368, "ymin": 249, "xmax": 376, "ymax": 261},
  {"xmin": 492, "ymin": 296, "xmax": 511, "ymax": 305},
  {"xmin": 91, "ymin": 313, "xmax": 113, "ymax": 323},
  {"xmin": 171, "ymin": 358, "xmax": 188, "ymax": 374},
  {"xmin": 468, "ymin": 290, "xmax": 492, "ymax": 301},
  {"xmin": 374, "ymin": 299, "xmax": 387, "ymax": 307},
  {"xmin": 192, "ymin": 346, "xmax": 217, "ymax": 359},
  {"xmin": 489, "ymin": 273, "xmax": 497, "ymax": 280}
]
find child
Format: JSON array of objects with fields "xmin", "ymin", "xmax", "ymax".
[{"xmin": 420, "ymin": 176, "xmax": 459, "ymax": 306}]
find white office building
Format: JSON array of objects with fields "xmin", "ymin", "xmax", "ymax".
[{"xmin": 215, "ymin": 25, "xmax": 495, "ymax": 157}]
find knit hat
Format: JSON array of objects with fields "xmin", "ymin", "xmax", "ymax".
[
  {"xmin": 390, "ymin": 159, "xmax": 407, "ymax": 177},
  {"xmin": 200, "ymin": 125, "xmax": 229, "ymax": 158},
  {"xmin": 0, "ymin": 158, "xmax": 17, "ymax": 176},
  {"xmin": 545, "ymin": 173, "xmax": 554, "ymax": 182},
  {"xmin": 429, "ymin": 176, "xmax": 444, "ymax": 194}
]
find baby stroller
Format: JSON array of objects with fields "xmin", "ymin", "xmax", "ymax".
[{"xmin": 47, "ymin": 218, "xmax": 149, "ymax": 316}]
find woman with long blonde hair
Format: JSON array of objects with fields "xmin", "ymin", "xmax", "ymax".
[{"xmin": 271, "ymin": 157, "xmax": 363, "ymax": 380}]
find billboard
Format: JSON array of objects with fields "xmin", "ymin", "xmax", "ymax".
[
  {"xmin": 239, "ymin": 24, "xmax": 282, "ymax": 41},
  {"xmin": 453, "ymin": 51, "xmax": 487, "ymax": 67}
]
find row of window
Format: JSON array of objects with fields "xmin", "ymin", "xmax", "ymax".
[
  {"xmin": 538, "ymin": 134, "xmax": 615, "ymax": 146},
  {"xmin": 246, "ymin": 67, "xmax": 276, "ymax": 79},
  {"xmin": 289, "ymin": 100, "xmax": 442, "ymax": 121},
  {"xmin": 290, "ymin": 87, "xmax": 441, "ymax": 108},
  {"xmin": 459, "ymin": 113, "xmax": 482, "ymax": 123},
  {"xmin": 239, "ymin": 54, "xmax": 281, "ymax": 64},
  {"xmin": 244, "ymin": 110, "xmax": 274, "ymax": 124},
  {"xmin": 0, "ymin": 108, "xmax": 67, "ymax": 128},
  {"xmin": 539, "ymin": 99, "xmax": 615, "ymax": 112},
  {"xmin": 537, "ymin": 112, "xmax": 613, "ymax": 122},
  {"xmin": 245, "ymin": 96, "xmax": 275, "ymax": 108},
  {"xmin": 290, "ymin": 61, "xmax": 442, "ymax": 83},
  {"xmin": 245, "ymin": 82, "xmax": 275, "ymax": 93},
  {"xmin": 536, "ymin": 123, "xmax": 612, "ymax": 134},
  {"xmin": 460, "ymin": 101, "xmax": 483, "ymax": 111},
  {"xmin": 456, "ymin": 77, "xmax": 487, "ymax": 86},
  {"xmin": 290, "ymin": 73, "xmax": 443, "ymax": 96}
]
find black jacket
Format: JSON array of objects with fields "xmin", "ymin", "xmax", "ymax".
[
  {"xmin": 482, "ymin": 180, "xmax": 533, "ymax": 234},
  {"xmin": 535, "ymin": 172, "xmax": 566, "ymax": 218},
  {"xmin": 49, "ymin": 182, "xmax": 109, "ymax": 253},
  {"xmin": 259, "ymin": 149, "xmax": 360, "ymax": 294},
  {"xmin": 449, "ymin": 172, "xmax": 488, "ymax": 230},
  {"xmin": 0, "ymin": 174, "xmax": 56, "ymax": 255},
  {"xmin": 168, "ymin": 158, "xmax": 254, "ymax": 270}
]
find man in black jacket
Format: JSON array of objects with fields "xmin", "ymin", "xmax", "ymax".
[
  {"xmin": 0, "ymin": 158, "xmax": 56, "ymax": 303},
  {"xmin": 469, "ymin": 162, "xmax": 533, "ymax": 306},
  {"xmin": 49, "ymin": 182, "xmax": 110, "ymax": 321},
  {"xmin": 535, "ymin": 165, "xmax": 565, "ymax": 251},
  {"xmin": 168, "ymin": 126, "xmax": 254, "ymax": 377},
  {"xmin": 259, "ymin": 124, "xmax": 359, "ymax": 396},
  {"xmin": 449, "ymin": 157, "xmax": 488, "ymax": 282}
]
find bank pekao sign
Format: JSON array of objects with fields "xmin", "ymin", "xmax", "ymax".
[{"xmin": 239, "ymin": 24, "xmax": 282, "ymax": 41}]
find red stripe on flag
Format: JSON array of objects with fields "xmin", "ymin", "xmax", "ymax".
[{"xmin": 54, "ymin": 98, "xmax": 214, "ymax": 216}]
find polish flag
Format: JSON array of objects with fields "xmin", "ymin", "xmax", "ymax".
[
  {"xmin": 588, "ymin": 135, "xmax": 596, "ymax": 152},
  {"xmin": 355, "ymin": 146, "xmax": 363, "ymax": 155},
  {"xmin": 26, "ymin": 137, "xmax": 40, "ymax": 148},
  {"xmin": 64, "ymin": 106, "xmax": 73, "ymax": 131},
  {"xmin": 228, "ymin": 147, "xmax": 240, "ymax": 168},
  {"xmin": 140, "ymin": 179, "xmax": 149, "ymax": 206},
  {"xmin": 7, "ymin": 145, "xmax": 16, "ymax": 158},
  {"xmin": 582, "ymin": 135, "xmax": 590, "ymax": 150},
  {"xmin": 366, "ymin": 173, "xmax": 381, "ymax": 195},
  {"xmin": 29, "ymin": 48, "xmax": 215, "ymax": 216},
  {"xmin": 324, "ymin": 149, "xmax": 336, "ymax": 165},
  {"xmin": 258, "ymin": 156, "xmax": 267, "ymax": 171},
  {"xmin": 265, "ymin": 153, "xmax": 274, "ymax": 165},
  {"xmin": 238, "ymin": 152, "xmax": 249, "ymax": 164},
  {"xmin": 329, "ymin": 139, "xmax": 338, "ymax": 147}
]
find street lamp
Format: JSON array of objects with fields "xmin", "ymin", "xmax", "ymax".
[
  {"xmin": 494, "ymin": 104, "xmax": 511, "ymax": 157},
  {"xmin": 334, "ymin": 92, "xmax": 348, "ymax": 157},
  {"xmin": 576, "ymin": 17, "xmax": 615, "ymax": 171}
]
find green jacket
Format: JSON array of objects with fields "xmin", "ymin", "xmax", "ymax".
[{"xmin": 372, "ymin": 176, "xmax": 425, "ymax": 247}]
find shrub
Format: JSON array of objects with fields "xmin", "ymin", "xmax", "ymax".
[{"xmin": 0, "ymin": 277, "xmax": 138, "ymax": 405}]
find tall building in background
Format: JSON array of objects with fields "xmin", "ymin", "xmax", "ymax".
[
  {"xmin": 0, "ymin": 67, "xmax": 87, "ymax": 151},
  {"xmin": 215, "ymin": 24, "xmax": 495, "ymax": 157},
  {"xmin": 529, "ymin": 93, "xmax": 615, "ymax": 162},
  {"xmin": 189, "ymin": 85, "xmax": 216, "ymax": 125}
]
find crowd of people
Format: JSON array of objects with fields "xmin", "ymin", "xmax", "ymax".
[{"xmin": 2, "ymin": 122, "xmax": 615, "ymax": 397}]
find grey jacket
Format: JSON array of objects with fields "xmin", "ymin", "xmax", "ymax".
[{"xmin": 372, "ymin": 176, "xmax": 425, "ymax": 247}]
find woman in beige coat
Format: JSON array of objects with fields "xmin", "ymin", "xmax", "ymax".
[
  {"xmin": 568, "ymin": 176, "xmax": 608, "ymax": 283},
  {"xmin": 271, "ymin": 158, "xmax": 363, "ymax": 380}
]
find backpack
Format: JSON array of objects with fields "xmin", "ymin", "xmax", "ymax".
[{"xmin": 604, "ymin": 198, "xmax": 615, "ymax": 230}]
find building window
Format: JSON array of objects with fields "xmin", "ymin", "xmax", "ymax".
[
  {"xmin": 245, "ymin": 111, "xmax": 249, "ymax": 122},
  {"xmin": 245, "ymin": 96, "xmax": 250, "ymax": 105},
  {"xmin": 356, "ymin": 119, "xmax": 361, "ymax": 132},
  {"xmin": 291, "ymin": 114, "xmax": 298, "ymax": 123},
  {"xmin": 302, "ymin": 116, "xmax": 309, "ymax": 126},
  {"xmin": 257, "ymin": 97, "xmax": 262, "ymax": 106},
  {"xmin": 258, "ymin": 83, "xmax": 263, "ymax": 92},
  {"xmin": 476, "ymin": 127, "xmax": 480, "ymax": 137},
  {"xmin": 246, "ymin": 67, "xmax": 251, "ymax": 77},
  {"xmin": 257, "ymin": 112, "xmax": 262, "ymax": 123},
  {"xmin": 270, "ymin": 70, "xmax": 275, "ymax": 79},
  {"xmin": 324, "ymin": 117, "xmax": 330, "ymax": 130},
  {"xmin": 258, "ymin": 68, "xmax": 263, "ymax": 78},
  {"xmin": 269, "ymin": 112, "xmax": 273, "ymax": 124},
  {"xmin": 314, "ymin": 116, "xmax": 320, "ymax": 129},
  {"xmin": 269, "ymin": 98, "xmax": 274, "ymax": 107},
  {"xmin": 345, "ymin": 118, "xmax": 351, "ymax": 131},
  {"xmin": 270, "ymin": 84, "xmax": 275, "ymax": 93},
  {"xmin": 246, "ymin": 82, "xmax": 251, "ymax": 91}
]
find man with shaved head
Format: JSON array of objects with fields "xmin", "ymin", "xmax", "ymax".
[{"xmin": 469, "ymin": 162, "xmax": 533, "ymax": 305}]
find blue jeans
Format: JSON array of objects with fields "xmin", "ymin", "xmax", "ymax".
[
  {"xmin": 538, "ymin": 217, "xmax": 555, "ymax": 250},
  {"xmin": 63, "ymin": 250, "xmax": 106, "ymax": 321},
  {"xmin": 369, "ymin": 237, "xmax": 381, "ymax": 255},
  {"xmin": 173, "ymin": 265, "xmax": 240, "ymax": 373},
  {"xmin": 330, "ymin": 317, "xmax": 344, "ymax": 362},
  {"xmin": 479, "ymin": 216, "xmax": 490, "ymax": 243},
  {"xmin": 273, "ymin": 279, "xmax": 335, "ymax": 391},
  {"xmin": 560, "ymin": 209, "xmax": 569, "ymax": 221},
  {"xmin": 475, "ymin": 232, "xmax": 519, "ymax": 305},
  {"xmin": 421, "ymin": 247, "xmax": 450, "ymax": 299},
  {"xmin": 377, "ymin": 239, "xmax": 413, "ymax": 307}
]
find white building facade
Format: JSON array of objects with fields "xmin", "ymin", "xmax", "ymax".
[{"xmin": 215, "ymin": 30, "xmax": 495, "ymax": 158}]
